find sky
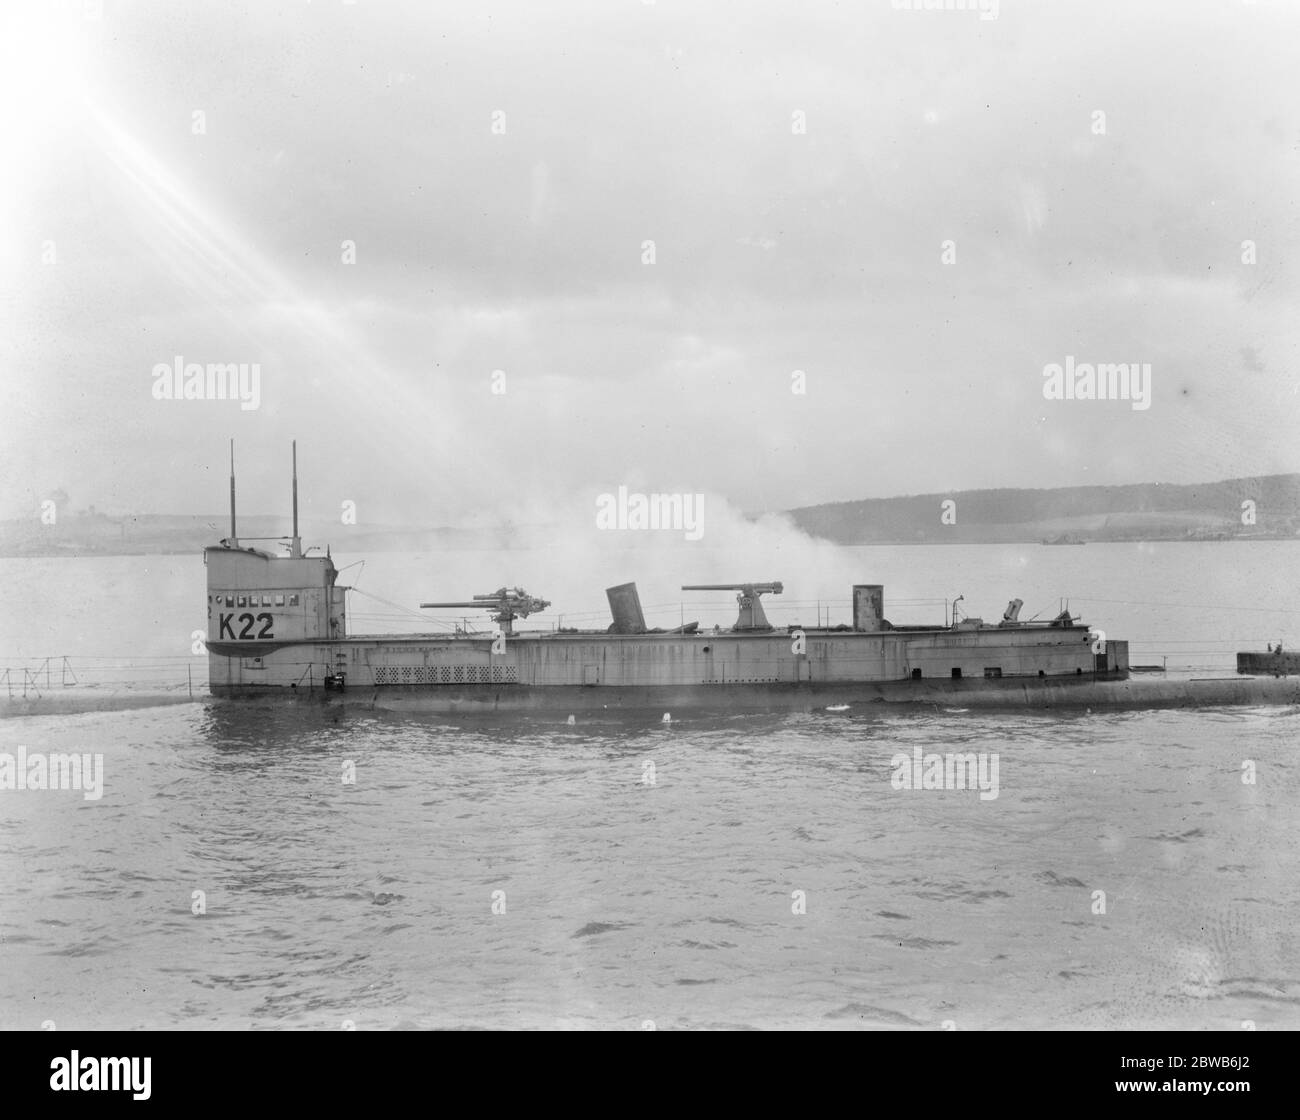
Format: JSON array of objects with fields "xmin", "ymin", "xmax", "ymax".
[{"xmin": 2, "ymin": 0, "xmax": 1298, "ymax": 529}]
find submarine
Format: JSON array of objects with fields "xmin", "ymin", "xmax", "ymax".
[{"xmin": 203, "ymin": 446, "xmax": 1300, "ymax": 713}]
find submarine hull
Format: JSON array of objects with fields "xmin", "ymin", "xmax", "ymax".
[
  {"xmin": 209, "ymin": 673, "xmax": 1300, "ymax": 713},
  {"xmin": 201, "ymin": 520, "xmax": 1299, "ymax": 715}
]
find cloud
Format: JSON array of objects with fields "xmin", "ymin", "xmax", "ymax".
[{"xmin": 3, "ymin": 0, "xmax": 1299, "ymax": 523}]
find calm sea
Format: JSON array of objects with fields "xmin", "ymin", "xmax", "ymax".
[{"xmin": 2, "ymin": 542, "xmax": 1298, "ymax": 1029}]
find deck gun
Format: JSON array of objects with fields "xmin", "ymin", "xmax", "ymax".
[
  {"xmin": 681, "ymin": 582, "xmax": 783, "ymax": 631},
  {"xmin": 420, "ymin": 587, "xmax": 551, "ymax": 634}
]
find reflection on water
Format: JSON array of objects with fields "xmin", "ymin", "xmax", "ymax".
[{"xmin": 2, "ymin": 699, "xmax": 1298, "ymax": 1029}]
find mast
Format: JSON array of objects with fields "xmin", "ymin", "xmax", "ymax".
[
  {"xmin": 290, "ymin": 440, "xmax": 301, "ymax": 558},
  {"xmin": 228, "ymin": 439, "xmax": 238, "ymax": 546}
]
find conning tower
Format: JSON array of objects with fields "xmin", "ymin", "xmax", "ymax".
[{"xmin": 205, "ymin": 442, "xmax": 345, "ymax": 689}]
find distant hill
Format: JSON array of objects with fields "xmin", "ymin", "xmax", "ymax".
[
  {"xmin": 4, "ymin": 474, "xmax": 1299, "ymax": 557},
  {"xmin": 784, "ymin": 475, "xmax": 1300, "ymax": 545}
]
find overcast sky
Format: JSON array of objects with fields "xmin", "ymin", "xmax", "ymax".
[{"xmin": 2, "ymin": 0, "xmax": 1298, "ymax": 527}]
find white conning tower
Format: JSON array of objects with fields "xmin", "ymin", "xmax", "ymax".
[{"xmin": 203, "ymin": 442, "xmax": 346, "ymax": 688}]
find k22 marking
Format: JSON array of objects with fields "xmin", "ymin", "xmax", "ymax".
[{"xmin": 218, "ymin": 613, "xmax": 274, "ymax": 640}]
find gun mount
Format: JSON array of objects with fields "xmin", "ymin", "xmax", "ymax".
[
  {"xmin": 682, "ymin": 582, "xmax": 783, "ymax": 631},
  {"xmin": 420, "ymin": 587, "xmax": 551, "ymax": 635}
]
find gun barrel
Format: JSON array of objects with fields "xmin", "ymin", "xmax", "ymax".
[
  {"xmin": 420, "ymin": 601, "xmax": 491, "ymax": 609},
  {"xmin": 681, "ymin": 583, "xmax": 783, "ymax": 593}
]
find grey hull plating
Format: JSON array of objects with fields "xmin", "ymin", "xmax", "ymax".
[{"xmin": 208, "ymin": 674, "xmax": 1300, "ymax": 713}]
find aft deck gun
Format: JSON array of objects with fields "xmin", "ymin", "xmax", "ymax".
[{"xmin": 682, "ymin": 582, "xmax": 783, "ymax": 631}]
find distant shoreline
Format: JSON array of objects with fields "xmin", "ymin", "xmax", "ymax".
[
  {"xmin": 4, "ymin": 472, "xmax": 1298, "ymax": 557},
  {"xmin": 1, "ymin": 534, "xmax": 1296, "ymax": 560}
]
